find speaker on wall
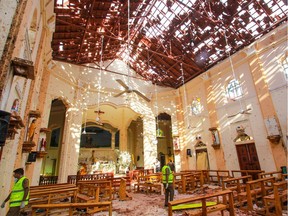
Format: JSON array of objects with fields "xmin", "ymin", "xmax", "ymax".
[
  {"xmin": 187, "ymin": 149, "xmax": 192, "ymax": 157},
  {"xmin": 27, "ymin": 151, "xmax": 37, "ymax": 162},
  {"xmin": 0, "ymin": 110, "xmax": 11, "ymax": 146}
]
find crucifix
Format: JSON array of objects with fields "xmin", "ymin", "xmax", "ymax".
[{"xmin": 94, "ymin": 110, "xmax": 105, "ymax": 125}]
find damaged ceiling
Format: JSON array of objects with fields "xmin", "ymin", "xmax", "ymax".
[{"xmin": 52, "ymin": 0, "xmax": 287, "ymax": 88}]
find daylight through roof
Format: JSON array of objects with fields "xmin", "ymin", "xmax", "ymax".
[{"xmin": 52, "ymin": 0, "xmax": 287, "ymax": 88}]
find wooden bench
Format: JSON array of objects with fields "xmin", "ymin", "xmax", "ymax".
[
  {"xmin": 231, "ymin": 169, "xmax": 264, "ymax": 180},
  {"xmin": 238, "ymin": 176, "xmax": 275, "ymax": 210},
  {"xmin": 30, "ymin": 183, "xmax": 77, "ymax": 192},
  {"xmin": 24, "ymin": 187, "xmax": 78, "ymax": 215},
  {"xmin": 119, "ymin": 178, "xmax": 133, "ymax": 201},
  {"xmin": 264, "ymin": 181, "xmax": 288, "ymax": 215},
  {"xmin": 222, "ymin": 175, "xmax": 252, "ymax": 205},
  {"xmin": 134, "ymin": 174, "xmax": 162, "ymax": 194},
  {"xmin": 31, "ymin": 202, "xmax": 112, "ymax": 216},
  {"xmin": 77, "ymin": 183, "xmax": 100, "ymax": 203},
  {"xmin": 29, "ymin": 187, "xmax": 78, "ymax": 205},
  {"xmin": 110, "ymin": 176, "xmax": 132, "ymax": 194},
  {"xmin": 77, "ymin": 180, "xmax": 113, "ymax": 201},
  {"xmin": 258, "ymin": 171, "xmax": 284, "ymax": 182},
  {"xmin": 175, "ymin": 173, "xmax": 202, "ymax": 193},
  {"xmin": 208, "ymin": 170, "xmax": 230, "ymax": 185},
  {"xmin": 67, "ymin": 172, "xmax": 114, "ymax": 184},
  {"xmin": 168, "ymin": 189, "xmax": 235, "ymax": 216}
]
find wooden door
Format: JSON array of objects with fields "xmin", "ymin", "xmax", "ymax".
[{"xmin": 236, "ymin": 143, "xmax": 261, "ymax": 178}]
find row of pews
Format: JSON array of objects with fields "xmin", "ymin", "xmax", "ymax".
[
  {"xmin": 25, "ymin": 172, "xmax": 133, "ymax": 215},
  {"xmin": 168, "ymin": 169, "xmax": 287, "ymax": 215}
]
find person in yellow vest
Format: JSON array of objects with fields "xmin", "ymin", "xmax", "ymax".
[
  {"xmin": 162, "ymin": 162, "xmax": 174, "ymax": 207},
  {"xmin": 1, "ymin": 168, "xmax": 30, "ymax": 216}
]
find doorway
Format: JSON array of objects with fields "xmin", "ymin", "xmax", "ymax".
[{"xmin": 236, "ymin": 143, "xmax": 261, "ymax": 179}]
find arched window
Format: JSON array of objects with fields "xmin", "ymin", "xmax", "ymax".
[
  {"xmin": 191, "ymin": 97, "xmax": 202, "ymax": 115},
  {"xmin": 80, "ymin": 126, "xmax": 112, "ymax": 148},
  {"xmin": 226, "ymin": 79, "xmax": 243, "ymax": 100},
  {"xmin": 282, "ymin": 56, "xmax": 288, "ymax": 80}
]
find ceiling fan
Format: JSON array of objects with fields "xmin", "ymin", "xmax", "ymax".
[
  {"xmin": 227, "ymin": 108, "xmax": 252, "ymax": 118},
  {"xmin": 114, "ymin": 79, "xmax": 150, "ymax": 102}
]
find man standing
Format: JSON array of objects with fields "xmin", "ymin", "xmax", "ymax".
[
  {"xmin": 1, "ymin": 168, "xmax": 30, "ymax": 216},
  {"xmin": 154, "ymin": 158, "xmax": 161, "ymax": 172},
  {"xmin": 162, "ymin": 162, "xmax": 174, "ymax": 207},
  {"xmin": 168, "ymin": 159, "xmax": 175, "ymax": 172}
]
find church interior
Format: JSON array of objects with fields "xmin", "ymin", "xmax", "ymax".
[{"xmin": 0, "ymin": 0, "xmax": 287, "ymax": 215}]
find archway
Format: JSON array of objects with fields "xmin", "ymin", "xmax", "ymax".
[{"xmin": 41, "ymin": 99, "xmax": 67, "ymax": 176}]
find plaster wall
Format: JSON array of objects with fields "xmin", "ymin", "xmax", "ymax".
[{"xmin": 0, "ymin": 0, "xmax": 18, "ymax": 57}]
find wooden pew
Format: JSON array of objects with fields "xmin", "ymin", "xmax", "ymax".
[
  {"xmin": 110, "ymin": 176, "xmax": 132, "ymax": 195},
  {"xmin": 119, "ymin": 178, "xmax": 133, "ymax": 201},
  {"xmin": 264, "ymin": 181, "xmax": 288, "ymax": 215},
  {"xmin": 77, "ymin": 180, "xmax": 113, "ymax": 201},
  {"xmin": 31, "ymin": 202, "xmax": 112, "ymax": 216},
  {"xmin": 30, "ymin": 183, "xmax": 76, "ymax": 192},
  {"xmin": 175, "ymin": 173, "xmax": 202, "ymax": 193},
  {"xmin": 258, "ymin": 171, "xmax": 283, "ymax": 181},
  {"xmin": 67, "ymin": 172, "xmax": 114, "ymax": 184},
  {"xmin": 134, "ymin": 174, "xmax": 162, "ymax": 194},
  {"xmin": 231, "ymin": 169, "xmax": 264, "ymax": 180},
  {"xmin": 77, "ymin": 183, "xmax": 100, "ymax": 203},
  {"xmin": 209, "ymin": 170, "xmax": 230, "ymax": 185},
  {"xmin": 29, "ymin": 187, "xmax": 78, "ymax": 205},
  {"xmin": 238, "ymin": 177, "xmax": 275, "ymax": 210},
  {"xmin": 222, "ymin": 175, "xmax": 252, "ymax": 205},
  {"xmin": 168, "ymin": 190, "xmax": 235, "ymax": 216}
]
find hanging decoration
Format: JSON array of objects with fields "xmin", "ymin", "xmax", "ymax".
[{"xmin": 95, "ymin": 35, "xmax": 104, "ymax": 125}]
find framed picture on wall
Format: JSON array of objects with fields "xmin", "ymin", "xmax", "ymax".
[{"xmin": 50, "ymin": 128, "xmax": 61, "ymax": 148}]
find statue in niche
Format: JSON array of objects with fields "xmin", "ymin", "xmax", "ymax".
[
  {"xmin": 11, "ymin": 99, "xmax": 20, "ymax": 116},
  {"xmin": 90, "ymin": 150, "xmax": 96, "ymax": 164},
  {"xmin": 28, "ymin": 119, "xmax": 37, "ymax": 142},
  {"xmin": 40, "ymin": 138, "xmax": 46, "ymax": 151},
  {"xmin": 233, "ymin": 126, "xmax": 251, "ymax": 142}
]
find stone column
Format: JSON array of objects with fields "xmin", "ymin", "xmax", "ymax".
[{"xmin": 142, "ymin": 115, "xmax": 157, "ymax": 169}]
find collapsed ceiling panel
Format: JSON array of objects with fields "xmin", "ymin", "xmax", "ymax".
[{"xmin": 52, "ymin": 0, "xmax": 287, "ymax": 88}]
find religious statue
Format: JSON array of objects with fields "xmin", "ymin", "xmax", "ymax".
[
  {"xmin": 233, "ymin": 126, "xmax": 251, "ymax": 142},
  {"xmin": 11, "ymin": 99, "xmax": 19, "ymax": 116},
  {"xmin": 28, "ymin": 119, "xmax": 37, "ymax": 142},
  {"xmin": 90, "ymin": 150, "xmax": 96, "ymax": 164},
  {"xmin": 40, "ymin": 138, "xmax": 46, "ymax": 151}
]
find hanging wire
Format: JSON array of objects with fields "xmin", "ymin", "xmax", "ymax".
[
  {"xmin": 223, "ymin": 31, "xmax": 244, "ymax": 111},
  {"xmin": 154, "ymin": 82, "xmax": 159, "ymax": 136},
  {"xmin": 82, "ymin": 84, "xmax": 90, "ymax": 134},
  {"xmin": 127, "ymin": 0, "xmax": 131, "ymax": 85},
  {"xmin": 96, "ymin": 35, "xmax": 104, "ymax": 121},
  {"xmin": 82, "ymin": 106, "xmax": 87, "ymax": 134},
  {"xmin": 181, "ymin": 63, "xmax": 191, "ymax": 129}
]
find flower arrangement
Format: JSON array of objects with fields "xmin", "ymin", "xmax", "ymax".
[{"xmin": 117, "ymin": 151, "xmax": 132, "ymax": 169}]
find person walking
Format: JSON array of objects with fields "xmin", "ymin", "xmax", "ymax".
[
  {"xmin": 1, "ymin": 168, "xmax": 30, "ymax": 216},
  {"xmin": 162, "ymin": 162, "xmax": 174, "ymax": 207}
]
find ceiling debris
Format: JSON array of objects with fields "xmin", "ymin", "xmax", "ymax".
[{"xmin": 52, "ymin": 0, "xmax": 287, "ymax": 88}]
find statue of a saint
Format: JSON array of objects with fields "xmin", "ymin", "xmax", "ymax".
[{"xmin": 28, "ymin": 119, "xmax": 37, "ymax": 142}]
